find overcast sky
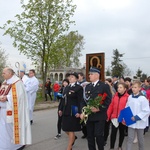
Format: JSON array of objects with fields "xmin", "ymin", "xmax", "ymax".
[{"xmin": 0, "ymin": 0, "xmax": 150, "ymax": 75}]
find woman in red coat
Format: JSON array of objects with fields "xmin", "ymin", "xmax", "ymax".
[
  {"xmin": 107, "ymin": 82, "xmax": 129, "ymax": 150},
  {"xmin": 53, "ymin": 81, "xmax": 60, "ymax": 101}
]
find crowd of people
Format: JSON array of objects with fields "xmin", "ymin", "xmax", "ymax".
[
  {"xmin": 0, "ymin": 66, "xmax": 150, "ymax": 150},
  {"xmin": 53, "ymin": 69, "xmax": 150, "ymax": 150}
]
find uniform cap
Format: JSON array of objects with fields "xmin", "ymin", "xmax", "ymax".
[
  {"xmin": 89, "ymin": 67, "xmax": 100, "ymax": 74},
  {"xmin": 69, "ymin": 72, "xmax": 79, "ymax": 79}
]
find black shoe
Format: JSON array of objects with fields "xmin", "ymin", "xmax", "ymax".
[
  {"xmin": 30, "ymin": 120, "xmax": 33, "ymax": 125},
  {"xmin": 81, "ymin": 135, "xmax": 87, "ymax": 139},
  {"xmin": 54, "ymin": 134, "xmax": 61, "ymax": 140},
  {"xmin": 72, "ymin": 136, "xmax": 77, "ymax": 146},
  {"xmin": 124, "ymin": 131, "xmax": 128, "ymax": 136},
  {"xmin": 104, "ymin": 141, "xmax": 107, "ymax": 146},
  {"xmin": 17, "ymin": 145, "xmax": 26, "ymax": 150}
]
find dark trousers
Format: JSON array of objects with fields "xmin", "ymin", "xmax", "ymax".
[
  {"xmin": 57, "ymin": 115, "xmax": 62, "ymax": 134},
  {"xmin": 86, "ymin": 120, "xmax": 105, "ymax": 150},
  {"xmin": 81, "ymin": 122, "xmax": 87, "ymax": 136},
  {"xmin": 104, "ymin": 120, "xmax": 111, "ymax": 142},
  {"xmin": 45, "ymin": 92, "xmax": 52, "ymax": 101},
  {"xmin": 110, "ymin": 123, "xmax": 126, "ymax": 148}
]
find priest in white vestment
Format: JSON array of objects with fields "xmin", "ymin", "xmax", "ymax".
[
  {"xmin": 19, "ymin": 70, "xmax": 30, "ymax": 87},
  {"xmin": 0, "ymin": 67, "xmax": 32, "ymax": 150},
  {"xmin": 19, "ymin": 70, "xmax": 32, "ymax": 120},
  {"xmin": 26, "ymin": 69, "xmax": 39, "ymax": 124}
]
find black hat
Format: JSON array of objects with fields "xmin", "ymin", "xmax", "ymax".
[
  {"xmin": 63, "ymin": 78, "xmax": 69, "ymax": 85},
  {"xmin": 65, "ymin": 73, "xmax": 70, "ymax": 78},
  {"xmin": 112, "ymin": 75, "xmax": 118, "ymax": 78},
  {"xmin": 89, "ymin": 67, "xmax": 100, "ymax": 74},
  {"xmin": 124, "ymin": 77, "xmax": 131, "ymax": 82},
  {"xmin": 69, "ymin": 72, "xmax": 79, "ymax": 79}
]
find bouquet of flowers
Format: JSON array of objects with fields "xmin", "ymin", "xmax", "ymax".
[{"xmin": 81, "ymin": 93, "xmax": 107, "ymax": 124}]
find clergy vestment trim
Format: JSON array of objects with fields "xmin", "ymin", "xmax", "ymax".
[
  {"xmin": 12, "ymin": 83, "xmax": 20, "ymax": 144},
  {"xmin": 0, "ymin": 83, "xmax": 12, "ymax": 98}
]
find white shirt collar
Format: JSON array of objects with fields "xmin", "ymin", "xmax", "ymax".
[
  {"xmin": 6, "ymin": 78, "xmax": 12, "ymax": 84},
  {"xmin": 70, "ymin": 82, "xmax": 76, "ymax": 87},
  {"xmin": 114, "ymin": 80, "xmax": 118, "ymax": 84},
  {"xmin": 6, "ymin": 75, "xmax": 19, "ymax": 84},
  {"xmin": 92, "ymin": 80, "xmax": 99, "ymax": 87}
]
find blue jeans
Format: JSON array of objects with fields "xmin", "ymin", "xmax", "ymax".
[{"xmin": 54, "ymin": 92, "xmax": 58, "ymax": 101}]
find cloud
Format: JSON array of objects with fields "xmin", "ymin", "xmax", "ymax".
[
  {"xmin": 0, "ymin": 0, "xmax": 150, "ymax": 76},
  {"xmin": 71, "ymin": 0, "xmax": 150, "ymax": 75}
]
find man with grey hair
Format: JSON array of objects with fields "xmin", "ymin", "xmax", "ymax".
[
  {"xmin": 80, "ymin": 67, "xmax": 111, "ymax": 150},
  {"xmin": 0, "ymin": 67, "xmax": 31, "ymax": 150}
]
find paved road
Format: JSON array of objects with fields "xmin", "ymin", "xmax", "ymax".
[{"xmin": 24, "ymin": 109, "xmax": 150, "ymax": 150}]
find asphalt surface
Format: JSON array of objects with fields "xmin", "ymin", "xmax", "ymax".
[{"xmin": 23, "ymin": 101, "xmax": 150, "ymax": 150}]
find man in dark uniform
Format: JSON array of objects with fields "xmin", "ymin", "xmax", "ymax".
[{"xmin": 80, "ymin": 67, "xmax": 111, "ymax": 150}]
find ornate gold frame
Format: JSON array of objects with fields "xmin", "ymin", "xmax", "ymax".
[{"xmin": 86, "ymin": 53, "xmax": 105, "ymax": 81}]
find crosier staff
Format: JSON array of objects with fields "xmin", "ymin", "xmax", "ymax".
[{"xmin": 15, "ymin": 62, "xmax": 20, "ymax": 77}]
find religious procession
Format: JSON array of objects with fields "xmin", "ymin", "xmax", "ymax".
[
  {"xmin": 0, "ymin": 0, "xmax": 150, "ymax": 150},
  {"xmin": 0, "ymin": 59, "xmax": 150, "ymax": 150}
]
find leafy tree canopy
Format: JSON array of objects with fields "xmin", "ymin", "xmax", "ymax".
[
  {"xmin": 0, "ymin": 43, "xmax": 8, "ymax": 81},
  {"xmin": 1, "ymin": 0, "xmax": 84, "ymax": 97},
  {"xmin": 1, "ymin": 0, "xmax": 79, "ymax": 80},
  {"xmin": 50, "ymin": 31, "xmax": 84, "ymax": 69}
]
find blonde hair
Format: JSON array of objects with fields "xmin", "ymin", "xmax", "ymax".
[{"xmin": 132, "ymin": 80, "xmax": 141, "ymax": 87}]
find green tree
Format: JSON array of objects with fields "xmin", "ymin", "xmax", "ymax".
[
  {"xmin": 111, "ymin": 49, "xmax": 124, "ymax": 77},
  {"xmin": 136, "ymin": 68, "xmax": 142, "ymax": 78},
  {"xmin": 50, "ymin": 31, "xmax": 84, "ymax": 69},
  {"xmin": 1, "ymin": 0, "xmax": 77, "ymax": 96},
  {"xmin": 0, "ymin": 43, "xmax": 8, "ymax": 81},
  {"xmin": 105, "ymin": 66, "xmax": 111, "ymax": 76}
]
